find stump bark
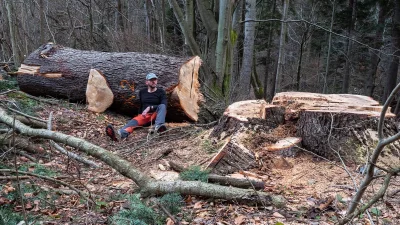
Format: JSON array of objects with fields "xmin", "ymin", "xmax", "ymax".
[{"xmin": 17, "ymin": 44, "xmax": 202, "ymax": 121}]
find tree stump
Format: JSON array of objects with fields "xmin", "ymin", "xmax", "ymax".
[
  {"xmin": 210, "ymin": 100, "xmax": 283, "ymax": 139},
  {"xmin": 17, "ymin": 44, "xmax": 203, "ymax": 121},
  {"xmin": 273, "ymin": 92, "xmax": 399, "ymax": 161}
]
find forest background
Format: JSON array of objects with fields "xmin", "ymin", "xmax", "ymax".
[{"xmin": 2, "ymin": 0, "xmax": 400, "ymax": 109}]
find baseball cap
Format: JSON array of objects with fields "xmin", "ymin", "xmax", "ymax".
[{"xmin": 146, "ymin": 73, "xmax": 158, "ymax": 80}]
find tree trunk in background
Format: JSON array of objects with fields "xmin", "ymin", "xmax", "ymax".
[
  {"xmin": 168, "ymin": 0, "xmax": 201, "ymax": 56},
  {"xmin": 196, "ymin": 0, "xmax": 218, "ymax": 80},
  {"xmin": 364, "ymin": 2, "xmax": 386, "ymax": 97},
  {"xmin": 323, "ymin": 0, "xmax": 335, "ymax": 94},
  {"xmin": 145, "ymin": 0, "xmax": 152, "ymax": 41},
  {"xmin": 4, "ymin": 0, "xmax": 20, "ymax": 68},
  {"xmin": 238, "ymin": 0, "xmax": 256, "ymax": 100},
  {"xmin": 215, "ymin": 0, "xmax": 230, "ymax": 89},
  {"xmin": 265, "ymin": 0, "xmax": 277, "ymax": 101},
  {"xmin": 342, "ymin": 0, "xmax": 357, "ymax": 93},
  {"xmin": 230, "ymin": 0, "xmax": 243, "ymax": 100},
  {"xmin": 274, "ymin": 0, "xmax": 288, "ymax": 95},
  {"xmin": 161, "ymin": 0, "xmax": 166, "ymax": 48},
  {"xmin": 39, "ymin": 0, "xmax": 45, "ymax": 44},
  {"xmin": 384, "ymin": 0, "xmax": 400, "ymax": 102},
  {"xmin": 296, "ymin": 27, "xmax": 308, "ymax": 91},
  {"xmin": 185, "ymin": 0, "xmax": 194, "ymax": 45},
  {"xmin": 116, "ymin": 0, "xmax": 124, "ymax": 31}
]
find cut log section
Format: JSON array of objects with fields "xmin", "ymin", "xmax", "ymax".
[
  {"xmin": 17, "ymin": 44, "xmax": 202, "ymax": 121},
  {"xmin": 265, "ymin": 137, "xmax": 302, "ymax": 157},
  {"xmin": 207, "ymin": 132, "xmax": 256, "ymax": 175},
  {"xmin": 272, "ymin": 92, "xmax": 395, "ymax": 117},
  {"xmin": 86, "ymin": 69, "xmax": 114, "ymax": 113}
]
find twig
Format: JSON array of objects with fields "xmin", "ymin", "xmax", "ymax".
[
  {"xmin": 157, "ymin": 202, "xmax": 180, "ymax": 225},
  {"xmin": 12, "ymin": 114, "xmax": 28, "ymax": 223},
  {"xmin": 16, "ymin": 151, "xmax": 37, "ymax": 162},
  {"xmin": 7, "ymin": 107, "xmax": 47, "ymax": 123},
  {"xmin": 0, "ymin": 175, "xmax": 30, "ymax": 180},
  {"xmin": 47, "ymin": 111, "xmax": 99, "ymax": 168}
]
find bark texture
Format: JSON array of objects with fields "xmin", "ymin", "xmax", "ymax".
[{"xmin": 17, "ymin": 44, "xmax": 202, "ymax": 121}]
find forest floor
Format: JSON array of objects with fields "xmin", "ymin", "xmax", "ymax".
[{"xmin": 0, "ymin": 95, "xmax": 399, "ymax": 225}]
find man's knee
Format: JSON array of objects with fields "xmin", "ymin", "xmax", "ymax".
[{"xmin": 157, "ymin": 104, "xmax": 166, "ymax": 110}]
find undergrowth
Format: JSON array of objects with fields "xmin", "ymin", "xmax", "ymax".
[
  {"xmin": 179, "ymin": 166, "xmax": 209, "ymax": 182},
  {"xmin": 111, "ymin": 193, "xmax": 183, "ymax": 225}
]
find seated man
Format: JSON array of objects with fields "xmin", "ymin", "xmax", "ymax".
[{"xmin": 106, "ymin": 73, "xmax": 167, "ymax": 141}]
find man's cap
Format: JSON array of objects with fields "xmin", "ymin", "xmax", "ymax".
[{"xmin": 146, "ymin": 73, "xmax": 158, "ymax": 80}]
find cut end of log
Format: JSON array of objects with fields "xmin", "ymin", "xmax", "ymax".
[
  {"xmin": 173, "ymin": 56, "xmax": 203, "ymax": 121},
  {"xmin": 17, "ymin": 64, "xmax": 63, "ymax": 78},
  {"xmin": 223, "ymin": 100, "xmax": 267, "ymax": 121},
  {"xmin": 86, "ymin": 69, "xmax": 114, "ymax": 113},
  {"xmin": 266, "ymin": 137, "xmax": 302, "ymax": 151}
]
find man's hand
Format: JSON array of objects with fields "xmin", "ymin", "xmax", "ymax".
[{"xmin": 142, "ymin": 106, "xmax": 151, "ymax": 117}]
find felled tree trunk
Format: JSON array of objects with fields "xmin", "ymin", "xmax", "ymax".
[{"xmin": 17, "ymin": 44, "xmax": 202, "ymax": 121}]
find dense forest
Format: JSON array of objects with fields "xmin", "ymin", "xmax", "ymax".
[{"xmin": 1, "ymin": 0, "xmax": 399, "ymax": 106}]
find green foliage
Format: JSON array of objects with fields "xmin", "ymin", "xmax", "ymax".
[
  {"xmin": 96, "ymin": 114, "xmax": 106, "ymax": 121},
  {"xmin": 19, "ymin": 164, "xmax": 58, "ymax": 177},
  {"xmin": 111, "ymin": 194, "xmax": 164, "ymax": 225},
  {"xmin": 0, "ymin": 207, "xmax": 25, "ymax": 225},
  {"xmin": 7, "ymin": 92, "xmax": 39, "ymax": 116},
  {"xmin": 201, "ymin": 139, "xmax": 217, "ymax": 154},
  {"xmin": 230, "ymin": 29, "xmax": 238, "ymax": 45},
  {"xmin": 0, "ymin": 79, "xmax": 18, "ymax": 92},
  {"xmin": 370, "ymin": 207, "xmax": 381, "ymax": 216},
  {"xmin": 159, "ymin": 193, "xmax": 183, "ymax": 215},
  {"xmin": 179, "ymin": 166, "xmax": 209, "ymax": 182}
]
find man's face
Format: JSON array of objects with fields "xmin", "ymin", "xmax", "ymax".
[{"xmin": 146, "ymin": 78, "xmax": 158, "ymax": 88}]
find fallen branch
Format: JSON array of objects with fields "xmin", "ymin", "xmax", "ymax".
[
  {"xmin": 0, "ymin": 176, "xmax": 30, "ymax": 180},
  {"xmin": 169, "ymin": 161, "xmax": 265, "ymax": 190},
  {"xmin": 0, "ymin": 107, "xmax": 285, "ymax": 206}
]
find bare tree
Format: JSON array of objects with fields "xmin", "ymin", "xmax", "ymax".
[
  {"xmin": 238, "ymin": 0, "xmax": 256, "ymax": 99},
  {"xmin": 274, "ymin": 0, "xmax": 289, "ymax": 95},
  {"xmin": 4, "ymin": 0, "xmax": 20, "ymax": 67}
]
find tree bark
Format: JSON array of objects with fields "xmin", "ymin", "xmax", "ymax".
[
  {"xmin": 238, "ymin": 0, "xmax": 256, "ymax": 100},
  {"xmin": 274, "ymin": 0, "xmax": 288, "ymax": 95},
  {"xmin": 383, "ymin": 0, "xmax": 400, "ymax": 102},
  {"xmin": 342, "ymin": 0, "xmax": 357, "ymax": 94},
  {"xmin": 168, "ymin": 0, "xmax": 202, "ymax": 56},
  {"xmin": 4, "ymin": 0, "xmax": 20, "ymax": 68},
  {"xmin": 17, "ymin": 44, "xmax": 203, "ymax": 121},
  {"xmin": 273, "ymin": 92, "xmax": 400, "ymax": 161},
  {"xmin": 323, "ymin": 0, "xmax": 335, "ymax": 94},
  {"xmin": 0, "ymin": 107, "xmax": 285, "ymax": 206},
  {"xmin": 364, "ymin": 2, "xmax": 386, "ymax": 96}
]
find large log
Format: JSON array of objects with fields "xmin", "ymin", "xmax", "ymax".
[{"xmin": 17, "ymin": 44, "xmax": 202, "ymax": 121}]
